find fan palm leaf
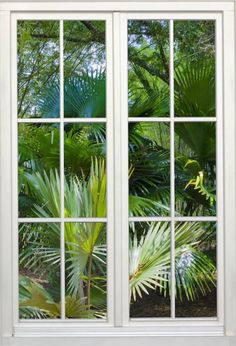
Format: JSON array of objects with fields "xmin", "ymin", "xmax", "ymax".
[
  {"xmin": 38, "ymin": 70, "xmax": 105, "ymax": 118},
  {"xmin": 129, "ymin": 222, "xmax": 216, "ymax": 302},
  {"xmin": 175, "ymin": 61, "xmax": 215, "ymax": 117}
]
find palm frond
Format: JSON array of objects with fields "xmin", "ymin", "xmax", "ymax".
[
  {"xmin": 129, "ymin": 222, "xmax": 216, "ymax": 302},
  {"xmin": 175, "ymin": 60, "xmax": 215, "ymax": 117},
  {"xmin": 38, "ymin": 70, "xmax": 106, "ymax": 118}
]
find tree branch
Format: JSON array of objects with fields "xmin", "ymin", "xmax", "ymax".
[{"xmin": 129, "ymin": 48, "xmax": 169, "ymax": 84}]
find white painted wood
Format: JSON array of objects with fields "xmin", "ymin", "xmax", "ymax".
[
  {"xmin": 17, "ymin": 118, "xmax": 107, "ymax": 123},
  {"xmin": 223, "ymin": 10, "xmax": 236, "ymax": 337},
  {"xmin": 12, "ymin": 324, "xmax": 224, "ymax": 337},
  {"xmin": 0, "ymin": 2, "xmax": 233, "ymax": 12},
  {"xmin": 128, "ymin": 117, "xmax": 217, "ymax": 122},
  {"xmin": 128, "ymin": 117, "xmax": 171, "ymax": 122},
  {"xmin": 0, "ymin": 9, "xmax": 13, "ymax": 341},
  {"xmin": 3, "ymin": 335, "xmax": 236, "ymax": 346},
  {"xmin": 105, "ymin": 13, "xmax": 115, "ymax": 325},
  {"xmin": 215, "ymin": 13, "xmax": 224, "ymax": 326},
  {"xmin": 18, "ymin": 218, "xmax": 107, "ymax": 223},
  {"xmin": 59, "ymin": 20, "xmax": 65, "ymax": 320},
  {"xmin": 169, "ymin": 19, "xmax": 175, "ymax": 319},
  {"xmin": 4, "ymin": 336, "xmax": 236, "ymax": 346},
  {"xmin": 113, "ymin": 12, "xmax": 123, "ymax": 327},
  {"xmin": 172, "ymin": 117, "xmax": 217, "ymax": 122},
  {"xmin": 11, "ymin": 12, "xmax": 19, "ymax": 328},
  {"xmin": 129, "ymin": 217, "xmax": 218, "ymax": 222},
  {"xmin": 119, "ymin": 12, "xmax": 130, "ymax": 326}
]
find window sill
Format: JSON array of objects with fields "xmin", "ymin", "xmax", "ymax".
[
  {"xmin": 13, "ymin": 323, "xmax": 224, "ymax": 337},
  {"xmin": 3, "ymin": 333, "xmax": 236, "ymax": 346}
]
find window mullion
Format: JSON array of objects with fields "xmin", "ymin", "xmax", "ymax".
[
  {"xmin": 113, "ymin": 12, "xmax": 122, "ymax": 327},
  {"xmin": 106, "ymin": 13, "xmax": 115, "ymax": 325},
  {"xmin": 59, "ymin": 19, "xmax": 65, "ymax": 320},
  {"xmin": 119, "ymin": 12, "xmax": 130, "ymax": 326},
  {"xmin": 170, "ymin": 19, "xmax": 175, "ymax": 319}
]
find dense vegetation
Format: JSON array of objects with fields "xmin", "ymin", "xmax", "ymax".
[{"xmin": 18, "ymin": 19, "xmax": 217, "ymax": 319}]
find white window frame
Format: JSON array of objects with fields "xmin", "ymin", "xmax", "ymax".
[
  {"xmin": 0, "ymin": 2, "xmax": 235, "ymax": 346},
  {"xmin": 11, "ymin": 12, "xmax": 115, "ymax": 327}
]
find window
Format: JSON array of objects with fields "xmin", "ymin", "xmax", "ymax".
[
  {"xmin": 0, "ymin": 2, "xmax": 236, "ymax": 345},
  {"xmin": 16, "ymin": 15, "xmax": 113, "ymax": 322}
]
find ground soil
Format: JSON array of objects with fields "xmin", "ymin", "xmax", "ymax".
[{"xmin": 130, "ymin": 289, "xmax": 217, "ymax": 318}]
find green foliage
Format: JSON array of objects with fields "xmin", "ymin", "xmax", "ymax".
[
  {"xmin": 128, "ymin": 66, "xmax": 169, "ymax": 117},
  {"xmin": 175, "ymin": 61, "xmax": 215, "ymax": 117},
  {"xmin": 185, "ymin": 162, "xmax": 216, "ymax": 207},
  {"xmin": 19, "ymin": 275, "xmax": 94, "ymax": 319},
  {"xmin": 65, "ymin": 158, "xmax": 106, "ymax": 217},
  {"xmin": 38, "ymin": 71, "xmax": 106, "ymax": 118},
  {"xmin": 18, "ymin": 19, "xmax": 217, "ymax": 318},
  {"xmin": 130, "ymin": 222, "xmax": 216, "ymax": 302},
  {"xmin": 17, "ymin": 21, "xmax": 60, "ymax": 118},
  {"xmin": 19, "ymin": 159, "xmax": 107, "ymax": 318},
  {"xmin": 24, "ymin": 170, "xmax": 61, "ymax": 217},
  {"xmin": 129, "ymin": 222, "xmax": 170, "ymax": 301}
]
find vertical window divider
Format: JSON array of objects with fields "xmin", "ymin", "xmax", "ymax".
[
  {"xmin": 120, "ymin": 12, "xmax": 130, "ymax": 326},
  {"xmin": 169, "ymin": 19, "xmax": 176, "ymax": 319},
  {"xmin": 215, "ymin": 14, "xmax": 224, "ymax": 325},
  {"xmin": 59, "ymin": 19, "xmax": 65, "ymax": 320},
  {"xmin": 106, "ymin": 13, "xmax": 115, "ymax": 325},
  {"xmin": 12, "ymin": 14, "xmax": 18, "ymax": 326},
  {"xmin": 113, "ymin": 11, "xmax": 123, "ymax": 327}
]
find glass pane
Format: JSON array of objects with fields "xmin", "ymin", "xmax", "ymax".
[
  {"xmin": 129, "ymin": 122, "xmax": 170, "ymax": 216},
  {"xmin": 65, "ymin": 223, "xmax": 107, "ymax": 319},
  {"xmin": 130, "ymin": 222, "xmax": 171, "ymax": 318},
  {"xmin": 18, "ymin": 123, "xmax": 60, "ymax": 218},
  {"xmin": 17, "ymin": 21, "xmax": 60, "ymax": 118},
  {"xmin": 19, "ymin": 223, "xmax": 61, "ymax": 319},
  {"xmin": 175, "ymin": 122, "xmax": 216, "ymax": 216},
  {"xmin": 174, "ymin": 20, "xmax": 215, "ymax": 117},
  {"xmin": 175, "ymin": 222, "xmax": 217, "ymax": 317},
  {"xmin": 64, "ymin": 123, "xmax": 106, "ymax": 217},
  {"xmin": 64, "ymin": 21, "xmax": 106, "ymax": 118},
  {"xmin": 128, "ymin": 20, "xmax": 170, "ymax": 117}
]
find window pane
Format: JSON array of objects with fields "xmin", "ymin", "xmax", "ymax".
[
  {"xmin": 175, "ymin": 122, "xmax": 216, "ymax": 216},
  {"xmin": 64, "ymin": 123, "xmax": 106, "ymax": 217},
  {"xmin": 64, "ymin": 21, "xmax": 106, "ymax": 118},
  {"xmin": 129, "ymin": 122, "xmax": 170, "ymax": 216},
  {"xmin": 17, "ymin": 21, "xmax": 60, "ymax": 118},
  {"xmin": 130, "ymin": 222, "xmax": 171, "ymax": 318},
  {"xmin": 19, "ymin": 223, "xmax": 61, "ymax": 319},
  {"xmin": 174, "ymin": 20, "xmax": 215, "ymax": 117},
  {"xmin": 65, "ymin": 223, "xmax": 107, "ymax": 319},
  {"xmin": 175, "ymin": 222, "xmax": 217, "ymax": 317},
  {"xmin": 128, "ymin": 20, "xmax": 170, "ymax": 117},
  {"xmin": 18, "ymin": 123, "xmax": 60, "ymax": 218}
]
